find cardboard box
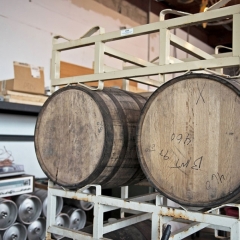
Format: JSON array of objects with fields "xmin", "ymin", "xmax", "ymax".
[{"xmin": 0, "ymin": 62, "xmax": 45, "ymax": 94}]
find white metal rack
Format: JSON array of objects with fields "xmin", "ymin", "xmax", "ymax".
[
  {"xmin": 46, "ymin": 2, "xmax": 240, "ymax": 239},
  {"xmin": 46, "ymin": 181, "xmax": 240, "ymax": 239},
  {"xmin": 50, "ymin": 3, "xmax": 240, "ymax": 91}
]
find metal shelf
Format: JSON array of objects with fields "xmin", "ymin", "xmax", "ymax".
[{"xmin": 0, "ymin": 101, "xmax": 41, "ymax": 116}]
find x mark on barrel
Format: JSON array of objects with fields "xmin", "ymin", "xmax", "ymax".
[{"xmin": 196, "ymin": 81, "xmax": 206, "ymax": 105}]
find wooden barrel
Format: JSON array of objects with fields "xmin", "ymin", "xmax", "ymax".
[
  {"xmin": 137, "ymin": 73, "xmax": 240, "ymax": 207},
  {"xmin": 138, "ymin": 92, "xmax": 154, "ymax": 99},
  {"xmin": 34, "ymin": 86, "xmax": 146, "ymax": 189}
]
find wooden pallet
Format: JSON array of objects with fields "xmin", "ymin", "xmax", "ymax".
[{"xmin": 0, "ymin": 90, "xmax": 48, "ymax": 106}]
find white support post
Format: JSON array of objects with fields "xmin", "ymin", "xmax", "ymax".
[
  {"xmin": 152, "ymin": 213, "xmax": 162, "ymax": 239},
  {"xmin": 94, "ymin": 41, "xmax": 105, "ymax": 74},
  {"xmin": 159, "ymin": 28, "xmax": 170, "ymax": 82},
  {"xmin": 51, "ymin": 49, "xmax": 60, "ymax": 93},
  {"xmin": 50, "ymin": 35, "xmax": 61, "ymax": 94},
  {"xmin": 94, "ymin": 41, "xmax": 105, "ymax": 90},
  {"xmin": 46, "ymin": 181, "xmax": 57, "ymax": 240},
  {"xmin": 121, "ymin": 186, "xmax": 129, "ymax": 218},
  {"xmin": 93, "ymin": 202, "xmax": 104, "ymax": 239},
  {"xmin": 159, "ymin": 28, "xmax": 171, "ymax": 66},
  {"xmin": 231, "ymin": 221, "xmax": 240, "ymax": 240},
  {"xmin": 233, "ymin": 13, "xmax": 240, "ymax": 57},
  {"xmin": 122, "ymin": 79, "xmax": 129, "ymax": 91},
  {"xmin": 121, "ymin": 186, "xmax": 129, "ymax": 199},
  {"xmin": 122, "ymin": 62, "xmax": 129, "ymax": 91}
]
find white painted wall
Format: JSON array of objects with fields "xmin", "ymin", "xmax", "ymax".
[
  {"xmin": 0, "ymin": 0, "xmax": 213, "ymax": 86},
  {"xmin": 0, "ymin": 113, "xmax": 45, "ymax": 177},
  {"xmin": 0, "ymin": 0, "xmax": 149, "ymax": 177},
  {"xmin": 0, "ymin": 0, "xmax": 213, "ymax": 177},
  {"xmin": 0, "ymin": 0, "xmax": 150, "ymax": 86}
]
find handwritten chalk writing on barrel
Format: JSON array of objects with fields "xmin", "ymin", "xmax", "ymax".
[
  {"xmin": 191, "ymin": 156, "xmax": 203, "ymax": 170},
  {"xmin": 159, "ymin": 149, "xmax": 170, "ymax": 160},
  {"xmin": 145, "ymin": 144, "xmax": 156, "ymax": 152},
  {"xmin": 206, "ymin": 172, "xmax": 226, "ymax": 190},
  {"xmin": 169, "ymin": 156, "xmax": 203, "ymax": 171},
  {"xmin": 171, "ymin": 133, "xmax": 192, "ymax": 145},
  {"xmin": 97, "ymin": 122, "xmax": 104, "ymax": 133}
]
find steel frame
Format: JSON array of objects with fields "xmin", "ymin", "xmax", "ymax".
[
  {"xmin": 51, "ymin": 4, "xmax": 240, "ymax": 91},
  {"xmin": 46, "ymin": 181, "xmax": 240, "ymax": 240},
  {"xmin": 47, "ymin": 4, "xmax": 240, "ymax": 240}
]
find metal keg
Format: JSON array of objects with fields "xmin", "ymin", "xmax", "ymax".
[
  {"xmin": 52, "ymin": 213, "xmax": 70, "ymax": 240},
  {"xmin": 0, "ymin": 222, "xmax": 27, "ymax": 240},
  {"xmin": 14, "ymin": 194, "xmax": 42, "ymax": 224},
  {"xmin": 62, "ymin": 206, "xmax": 86, "ymax": 230},
  {"xmin": 27, "ymin": 217, "xmax": 46, "ymax": 240},
  {"xmin": 33, "ymin": 188, "xmax": 63, "ymax": 217},
  {"xmin": 64, "ymin": 187, "xmax": 95, "ymax": 211},
  {"xmin": 0, "ymin": 198, "xmax": 18, "ymax": 230}
]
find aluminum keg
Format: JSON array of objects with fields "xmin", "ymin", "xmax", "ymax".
[
  {"xmin": 52, "ymin": 213, "xmax": 70, "ymax": 240},
  {"xmin": 14, "ymin": 194, "xmax": 42, "ymax": 224},
  {"xmin": 27, "ymin": 217, "xmax": 46, "ymax": 240},
  {"xmin": 0, "ymin": 222, "xmax": 27, "ymax": 240},
  {"xmin": 33, "ymin": 188, "xmax": 63, "ymax": 217},
  {"xmin": 0, "ymin": 198, "xmax": 18, "ymax": 230},
  {"xmin": 62, "ymin": 206, "xmax": 86, "ymax": 230},
  {"xmin": 64, "ymin": 187, "xmax": 95, "ymax": 211}
]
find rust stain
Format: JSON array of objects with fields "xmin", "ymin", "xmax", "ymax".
[
  {"xmin": 71, "ymin": 194, "xmax": 90, "ymax": 201},
  {"xmin": 160, "ymin": 208, "xmax": 193, "ymax": 221}
]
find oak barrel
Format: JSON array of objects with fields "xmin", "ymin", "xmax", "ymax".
[
  {"xmin": 34, "ymin": 86, "xmax": 146, "ymax": 189},
  {"xmin": 137, "ymin": 73, "xmax": 240, "ymax": 207}
]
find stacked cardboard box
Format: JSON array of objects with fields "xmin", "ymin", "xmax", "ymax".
[{"xmin": 0, "ymin": 62, "xmax": 47, "ymax": 105}]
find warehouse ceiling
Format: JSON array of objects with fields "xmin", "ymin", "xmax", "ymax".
[
  {"xmin": 94, "ymin": 0, "xmax": 240, "ymax": 49},
  {"xmin": 125, "ymin": 0, "xmax": 240, "ymax": 49}
]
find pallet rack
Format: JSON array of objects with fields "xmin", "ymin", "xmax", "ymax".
[
  {"xmin": 47, "ymin": 2, "xmax": 240, "ymax": 239},
  {"xmin": 46, "ymin": 181, "xmax": 240, "ymax": 239}
]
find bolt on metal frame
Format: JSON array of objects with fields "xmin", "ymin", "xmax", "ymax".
[{"xmin": 51, "ymin": 4, "xmax": 240, "ymax": 92}]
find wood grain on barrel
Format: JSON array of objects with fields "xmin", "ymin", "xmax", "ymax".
[
  {"xmin": 137, "ymin": 74, "xmax": 240, "ymax": 207},
  {"xmin": 35, "ymin": 89, "xmax": 105, "ymax": 186},
  {"xmin": 35, "ymin": 86, "xmax": 146, "ymax": 189}
]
